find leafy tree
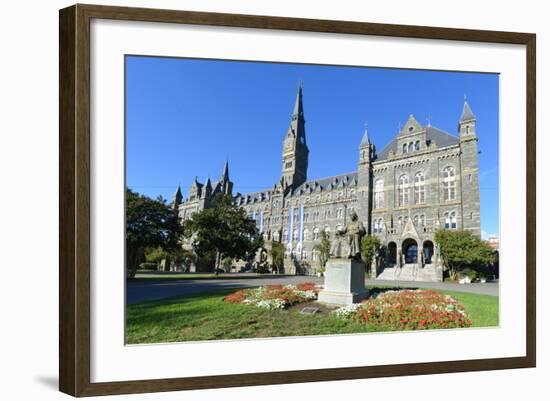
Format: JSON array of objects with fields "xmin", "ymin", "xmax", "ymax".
[
  {"xmin": 361, "ymin": 235, "xmax": 381, "ymax": 269},
  {"xmin": 144, "ymin": 246, "xmax": 167, "ymax": 265},
  {"xmin": 126, "ymin": 188, "xmax": 183, "ymax": 278},
  {"xmin": 222, "ymin": 256, "xmax": 233, "ymax": 272},
  {"xmin": 313, "ymin": 231, "xmax": 331, "ymax": 270},
  {"xmin": 270, "ymin": 241, "xmax": 285, "ymax": 274},
  {"xmin": 435, "ymin": 229, "xmax": 496, "ymax": 280},
  {"xmin": 183, "ymin": 194, "xmax": 263, "ymax": 273}
]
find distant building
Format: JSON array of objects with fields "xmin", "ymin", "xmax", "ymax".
[
  {"xmin": 487, "ymin": 235, "xmax": 500, "ymax": 251},
  {"xmin": 175, "ymin": 83, "xmax": 481, "ymax": 281}
]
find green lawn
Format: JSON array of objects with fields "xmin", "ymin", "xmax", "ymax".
[{"xmin": 126, "ymin": 287, "xmax": 499, "ymax": 344}]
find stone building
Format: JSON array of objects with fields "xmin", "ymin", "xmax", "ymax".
[{"xmin": 174, "ymin": 83, "xmax": 481, "ymax": 281}]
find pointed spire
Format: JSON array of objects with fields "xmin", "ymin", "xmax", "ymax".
[
  {"xmin": 172, "ymin": 185, "xmax": 183, "ymax": 206},
  {"xmin": 285, "ymin": 80, "xmax": 307, "ymax": 147},
  {"xmin": 293, "ymin": 80, "xmax": 304, "ymax": 118},
  {"xmin": 205, "ymin": 177, "xmax": 212, "ymax": 189},
  {"xmin": 360, "ymin": 123, "xmax": 370, "ymax": 146},
  {"xmin": 221, "ymin": 159, "xmax": 230, "ymax": 181},
  {"xmin": 460, "ymin": 100, "xmax": 476, "ymax": 122}
]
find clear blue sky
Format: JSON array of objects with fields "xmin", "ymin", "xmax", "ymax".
[{"xmin": 126, "ymin": 56, "xmax": 499, "ymax": 238}]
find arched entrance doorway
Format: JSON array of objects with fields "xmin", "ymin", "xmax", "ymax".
[
  {"xmin": 423, "ymin": 241, "xmax": 434, "ymax": 265},
  {"xmin": 402, "ymin": 238, "xmax": 418, "ymax": 264},
  {"xmin": 387, "ymin": 242, "xmax": 397, "ymax": 265}
]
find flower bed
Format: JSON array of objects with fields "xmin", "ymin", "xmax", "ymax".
[
  {"xmin": 333, "ymin": 289, "xmax": 472, "ymax": 330},
  {"xmin": 224, "ymin": 283, "xmax": 319, "ymax": 310}
]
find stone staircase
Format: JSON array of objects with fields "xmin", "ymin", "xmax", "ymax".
[{"xmin": 376, "ymin": 264, "xmax": 441, "ymax": 282}]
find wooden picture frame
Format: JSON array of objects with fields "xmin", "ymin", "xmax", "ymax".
[{"xmin": 59, "ymin": 3, "xmax": 536, "ymax": 397}]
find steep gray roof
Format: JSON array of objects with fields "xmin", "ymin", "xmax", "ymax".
[
  {"xmin": 293, "ymin": 172, "xmax": 358, "ymax": 195},
  {"xmin": 360, "ymin": 127, "xmax": 370, "ymax": 146},
  {"xmin": 235, "ymin": 172, "xmax": 359, "ymax": 205},
  {"xmin": 376, "ymin": 125, "xmax": 459, "ymax": 161},
  {"xmin": 460, "ymin": 101, "xmax": 476, "ymax": 122}
]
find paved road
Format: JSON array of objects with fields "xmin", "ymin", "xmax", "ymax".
[{"xmin": 127, "ymin": 274, "xmax": 499, "ymax": 304}]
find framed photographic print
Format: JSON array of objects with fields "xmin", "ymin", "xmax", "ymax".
[{"xmin": 59, "ymin": 4, "xmax": 536, "ymax": 397}]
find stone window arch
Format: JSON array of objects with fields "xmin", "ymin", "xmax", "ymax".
[
  {"xmin": 442, "ymin": 166, "xmax": 456, "ymax": 201},
  {"xmin": 313, "ymin": 227, "xmax": 319, "ymax": 241},
  {"xmin": 415, "ymin": 141, "xmax": 420, "ymax": 150},
  {"xmin": 402, "ymin": 143, "xmax": 408, "ymax": 153},
  {"xmin": 374, "ymin": 179, "xmax": 384, "ymax": 209},
  {"xmin": 414, "ymin": 172, "xmax": 425, "ymax": 204},
  {"xmin": 398, "ymin": 174, "xmax": 410, "ymax": 206}
]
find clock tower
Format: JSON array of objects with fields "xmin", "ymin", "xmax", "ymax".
[{"xmin": 281, "ymin": 82, "xmax": 309, "ymax": 191}]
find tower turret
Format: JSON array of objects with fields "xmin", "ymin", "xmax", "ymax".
[
  {"xmin": 459, "ymin": 99, "xmax": 477, "ymax": 138},
  {"xmin": 218, "ymin": 160, "xmax": 233, "ymax": 195},
  {"xmin": 458, "ymin": 100, "xmax": 481, "ymax": 237},
  {"xmin": 357, "ymin": 125, "xmax": 375, "ymax": 233},
  {"xmin": 172, "ymin": 185, "xmax": 183, "ymax": 209},
  {"xmin": 281, "ymin": 82, "xmax": 309, "ymax": 191}
]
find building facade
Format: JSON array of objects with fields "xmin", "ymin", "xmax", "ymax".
[{"xmin": 175, "ymin": 84, "xmax": 481, "ymax": 281}]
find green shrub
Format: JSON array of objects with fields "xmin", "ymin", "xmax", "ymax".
[{"xmin": 139, "ymin": 262, "xmax": 158, "ymax": 271}]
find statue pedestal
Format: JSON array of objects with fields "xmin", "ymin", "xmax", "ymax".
[{"xmin": 318, "ymin": 258, "xmax": 369, "ymax": 305}]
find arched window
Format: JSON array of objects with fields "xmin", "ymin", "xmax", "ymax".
[
  {"xmin": 273, "ymin": 231, "xmax": 280, "ymax": 242},
  {"xmin": 420, "ymin": 214, "xmax": 426, "ymax": 226},
  {"xmin": 374, "ymin": 179, "xmax": 384, "ymax": 209},
  {"xmin": 413, "ymin": 214, "xmax": 419, "ymax": 226},
  {"xmin": 444, "ymin": 212, "xmax": 450, "ymax": 229},
  {"xmin": 398, "ymin": 216, "xmax": 404, "ymax": 227},
  {"xmin": 398, "ymin": 175, "xmax": 410, "ymax": 206},
  {"xmin": 403, "ymin": 143, "xmax": 408, "ymax": 153},
  {"xmin": 293, "ymin": 230, "xmax": 299, "ymax": 241},
  {"xmin": 283, "ymin": 230, "xmax": 289, "ymax": 242},
  {"xmin": 414, "ymin": 172, "xmax": 425, "ymax": 204},
  {"xmin": 373, "ymin": 218, "xmax": 384, "ymax": 234},
  {"xmin": 450, "ymin": 211, "xmax": 457, "ymax": 229},
  {"xmin": 313, "ymin": 227, "xmax": 319, "ymax": 241},
  {"xmin": 408, "ymin": 142, "xmax": 414, "ymax": 152},
  {"xmin": 324, "ymin": 227, "xmax": 331, "ymax": 240},
  {"xmin": 415, "ymin": 141, "xmax": 420, "ymax": 150},
  {"xmin": 443, "ymin": 166, "xmax": 456, "ymax": 201},
  {"xmin": 303, "ymin": 229, "xmax": 310, "ymax": 241},
  {"xmin": 326, "ymin": 194, "xmax": 332, "ymax": 202}
]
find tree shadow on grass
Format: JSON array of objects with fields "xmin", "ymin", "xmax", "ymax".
[{"xmin": 367, "ymin": 286, "xmax": 423, "ymax": 298}]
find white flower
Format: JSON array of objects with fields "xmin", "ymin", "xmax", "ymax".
[
  {"xmin": 333, "ymin": 304, "xmax": 361, "ymax": 318},
  {"xmin": 255, "ymin": 299, "xmax": 287, "ymax": 310}
]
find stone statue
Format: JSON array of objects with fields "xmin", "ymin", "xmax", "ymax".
[{"xmin": 335, "ymin": 212, "xmax": 366, "ymax": 260}]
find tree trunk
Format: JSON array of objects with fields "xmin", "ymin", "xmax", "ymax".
[
  {"xmin": 126, "ymin": 245, "xmax": 144, "ymax": 279},
  {"xmin": 215, "ymin": 250, "xmax": 220, "ymax": 275}
]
